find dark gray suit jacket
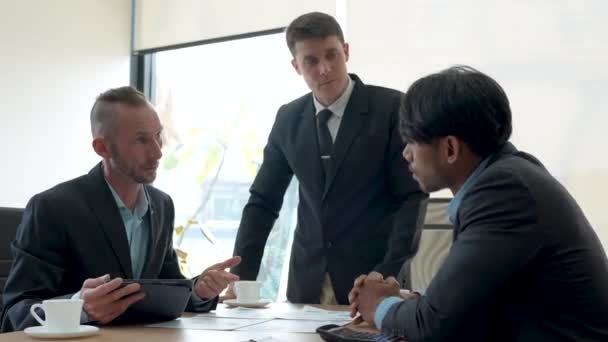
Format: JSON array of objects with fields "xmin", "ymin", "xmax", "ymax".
[
  {"xmin": 1, "ymin": 164, "xmax": 216, "ymax": 332},
  {"xmin": 382, "ymin": 143, "xmax": 608, "ymax": 341},
  {"xmin": 232, "ymin": 74, "xmax": 427, "ymax": 304}
]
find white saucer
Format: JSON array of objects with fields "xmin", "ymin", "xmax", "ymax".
[
  {"xmin": 24, "ymin": 325, "xmax": 99, "ymax": 339},
  {"xmin": 224, "ymin": 298, "xmax": 272, "ymax": 308}
]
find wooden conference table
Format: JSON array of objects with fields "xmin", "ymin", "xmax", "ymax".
[{"xmin": 0, "ymin": 303, "xmax": 375, "ymax": 342}]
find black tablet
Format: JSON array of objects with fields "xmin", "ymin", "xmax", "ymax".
[
  {"xmin": 120, "ymin": 279, "xmax": 192, "ymax": 323},
  {"xmin": 122, "ymin": 279, "xmax": 192, "ymax": 288}
]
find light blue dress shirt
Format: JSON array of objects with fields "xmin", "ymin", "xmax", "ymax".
[
  {"xmin": 105, "ymin": 181, "xmax": 150, "ymax": 279},
  {"xmin": 373, "ymin": 155, "xmax": 492, "ymax": 330}
]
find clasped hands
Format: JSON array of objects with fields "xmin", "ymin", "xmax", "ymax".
[{"xmin": 348, "ymin": 271, "xmax": 417, "ymax": 328}]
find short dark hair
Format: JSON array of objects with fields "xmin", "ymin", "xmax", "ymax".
[
  {"xmin": 399, "ymin": 66, "xmax": 512, "ymax": 158},
  {"xmin": 285, "ymin": 12, "xmax": 344, "ymax": 56},
  {"xmin": 90, "ymin": 86, "xmax": 148, "ymax": 137}
]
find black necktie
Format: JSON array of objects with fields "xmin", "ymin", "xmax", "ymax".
[{"xmin": 316, "ymin": 109, "xmax": 333, "ymax": 181}]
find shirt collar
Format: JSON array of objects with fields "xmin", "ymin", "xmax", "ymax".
[
  {"xmin": 447, "ymin": 155, "xmax": 492, "ymax": 223},
  {"xmin": 313, "ymin": 75, "xmax": 354, "ymax": 118},
  {"xmin": 105, "ymin": 180, "xmax": 149, "ymax": 220}
]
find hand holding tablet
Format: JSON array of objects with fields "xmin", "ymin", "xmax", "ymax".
[{"xmin": 120, "ymin": 279, "xmax": 193, "ymax": 321}]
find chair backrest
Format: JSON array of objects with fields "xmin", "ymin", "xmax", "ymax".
[
  {"xmin": 400, "ymin": 198, "xmax": 452, "ymax": 291},
  {"xmin": 0, "ymin": 207, "xmax": 23, "ymax": 311}
]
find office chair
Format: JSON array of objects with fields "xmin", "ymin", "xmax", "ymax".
[
  {"xmin": 399, "ymin": 198, "xmax": 452, "ymax": 291},
  {"xmin": 0, "ymin": 207, "xmax": 23, "ymax": 312}
]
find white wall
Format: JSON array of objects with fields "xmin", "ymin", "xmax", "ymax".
[
  {"xmin": 0, "ymin": 0, "xmax": 131, "ymax": 207},
  {"xmin": 345, "ymin": 0, "xmax": 608, "ymax": 249},
  {"xmin": 134, "ymin": 0, "xmax": 336, "ymax": 51}
]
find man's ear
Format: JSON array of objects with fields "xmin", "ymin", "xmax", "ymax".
[
  {"xmin": 92, "ymin": 137, "xmax": 110, "ymax": 159},
  {"xmin": 343, "ymin": 42, "xmax": 350, "ymax": 62},
  {"xmin": 291, "ymin": 58, "xmax": 302, "ymax": 75},
  {"xmin": 444, "ymin": 136, "xmax": 461, "ymax": 165}
]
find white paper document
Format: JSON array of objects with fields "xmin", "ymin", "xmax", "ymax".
[
  {"xmin": 235, "ymin": 318, "xmax": 332, "ymax": 334},
  {"xmin": 146, "ymin": 304, "xmax": 351, "ymax": 332},
  {"xmin": 210, "ymin": 304, "xmax": 351, "ymax": 322},
  {"xmin": 241, "ymin": 337, "xmax": 287, "ymax": 342},
  {"xmin": 296, "ymin": 305, "xmax": 352, "ymax": 321},
  {"xmin": 209, "ymin": 306, "xmax": 276, "ymax": 319},
  {"xmin": 145, "ymin": 316, "xmax": 271, "ymax": 330}
]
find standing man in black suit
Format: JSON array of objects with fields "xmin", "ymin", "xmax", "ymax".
[
  {"xmin": 227, "ymin": 12, "xmax": 427, "ymax": 305},
  {"xmin": 1, "ymin": 87, "xmax": 241, "ymax": 331},
  {"xmin": 350, "ymin": 66, "xmax": 608, "ymax": 341}
]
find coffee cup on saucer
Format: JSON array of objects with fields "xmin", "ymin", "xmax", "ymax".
[
  {"xmin": 29, "ymin": 299, "xmax": 83, "ymax": 332},
  {"xmin": 233, "ymin": 280, "xmax": 262, "ymax": 303}
]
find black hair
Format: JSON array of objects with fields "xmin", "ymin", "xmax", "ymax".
[{"xmin": 400, "ymin": 65, "xmax": 512, "ymax": 157}]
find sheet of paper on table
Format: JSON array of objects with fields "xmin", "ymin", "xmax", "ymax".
[
  {"xmin": 145, "ymin": 304, "xmax": 351, "ymax": 332},
  {"xmin": 240, "ymin": 336, "xmax": 287, "ymax": 342},
  {"xmin": 145, "ymin": 316, "xmax": 271, "ymax": 330},
  {"xmin": 235, "ymin": 318, "xmax": 338, "ymax": 334},
  {"xmin": 209, "ymin": 304, "xmax": 351, "ymax": 322}
]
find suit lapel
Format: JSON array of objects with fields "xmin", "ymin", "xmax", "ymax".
[
  {"xmin": 322, "ymin": 76, "xmax": 369, "ymax": 199},
  {"xmin": 84, "ymin": 164, "xmax": 133, "ymax": 278}
]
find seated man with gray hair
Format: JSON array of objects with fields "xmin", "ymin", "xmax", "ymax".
[{"xmin": 2, "ymin": 86, "xmax": 241, "ymax": 331}]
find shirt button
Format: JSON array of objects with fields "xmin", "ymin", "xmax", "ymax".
[{"xmin": 326, "ymin": 241, "xmax": 332, "ymax": 249}]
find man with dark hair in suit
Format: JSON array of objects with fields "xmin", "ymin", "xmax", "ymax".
[
  {"xmin": 227, "ymin": 12, "xmax": 427, "ymax": 305},
  {"xmin": 1, "ymin": 86, "xmax": 241, "ymax": 331},
  {"xmin": 349, "ymin": 66, "xmax": 608, "ymax": 341}
]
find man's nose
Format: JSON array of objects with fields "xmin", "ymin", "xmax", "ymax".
[
  {"xmin": 151, "ymin": 139, "xmax": 163, "ymax": 159},
  {"xmin": 319, "ymin": 60, "xmax": 332, "ymax": 75}
]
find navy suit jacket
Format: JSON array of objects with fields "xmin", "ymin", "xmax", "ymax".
[
  {"xmin": 232, "ymin": 74, "xmax": 427, "ymax": 304},
  {"xmin": 1, "ymin": 164, "xmax": 216, "ymax": 332},
  {"xmin": 381, "ymin": 143, "xmax": 608, "ymax": 341}
]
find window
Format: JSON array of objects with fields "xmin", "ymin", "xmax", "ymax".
[{"xmin": 150, "ymin": 33, "xmax": 308, "ymax": 300}]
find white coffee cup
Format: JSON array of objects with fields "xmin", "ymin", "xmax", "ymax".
[
  {"xmin": 30, "ymin": 299, "xmax": 83, "ymax": 332},
  {"xmin": 233, "ymin": 280, "xmax": 262, "ymax": 303}
]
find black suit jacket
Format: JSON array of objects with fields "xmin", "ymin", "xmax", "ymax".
[
  {"xmin": 232, "ymin": 74, "xmax": 427, "ymax": 304},
  {"xmin": 1, "ymin": 164, "xmax": 216, "ymax": 332},
  {"xmin": 382, "ymin": 143, "xmax": 608, "ymax": 341}
]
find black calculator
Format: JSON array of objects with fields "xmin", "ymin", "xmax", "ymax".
[{"xmin": 316, "ymin": 324, "xmax": 404, "ymax": 342}]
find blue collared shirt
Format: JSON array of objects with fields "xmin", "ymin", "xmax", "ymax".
[
  {"xmin": 374, "ymin": 155, "xmax": 492, "ymax": 330},
  {"xmin": 105, "ymin": 181, "xmax": 150, "ymax": 279}
]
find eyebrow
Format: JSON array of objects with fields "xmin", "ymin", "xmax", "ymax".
[
  {"xmin": 135, "ymin": 126, "xmax": 164, "ymax": 136},
  {"xmin": 303, "ymin": 48, "xmax": 340, "ymax": 59}
]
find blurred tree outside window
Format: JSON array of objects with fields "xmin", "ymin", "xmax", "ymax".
[{"xmin": 151, "ymin": 33, "xmax": 308, "ymax": 301}]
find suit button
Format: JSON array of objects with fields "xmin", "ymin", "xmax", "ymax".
[{"xmin": 326, "ymin": 241, "xmax": 332, "ymax": 249}]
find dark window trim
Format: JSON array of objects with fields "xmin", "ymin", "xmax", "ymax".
[{"xmin": 130, "ymin": 54, "xmax": 155, "ymax": 101}]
